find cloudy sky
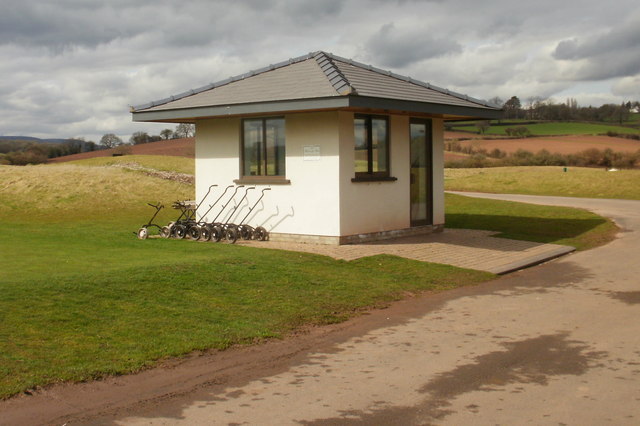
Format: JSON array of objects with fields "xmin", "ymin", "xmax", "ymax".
[{"xmin": 1, "ymin": 0, "xmax": 639, "ymax": 141}]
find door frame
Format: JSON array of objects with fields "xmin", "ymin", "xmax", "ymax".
[{"xmin": 409, "ymin": 118, "xmax": 433, "ymax": 227}]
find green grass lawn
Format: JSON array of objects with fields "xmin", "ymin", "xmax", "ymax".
[
  {"xmin": 445, "ymin": 166, "xmax": 640, "ymax": 200},
  {"xmin": 445, "ymin": 193, "xmax": 617, "ymax": 251},
  {"xmin": 451, "ymin": 122, "xmax": 639, "ymax": 136},
  {"xmin": 0, "ymin": 161, "xmax": 619, "ymax": 398},
  {"xmin": 64, "ymin": 155, "xmax": 195, "ymax": 175},
  {"xmin": 0, "ymin": 220, "xmax": 491, "ymax": 398}
]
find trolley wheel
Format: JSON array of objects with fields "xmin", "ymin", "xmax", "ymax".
[
  {"xmin": 211, "ymin": 226, "xmax": 223, "ymax": 242},
  {"xmin": 160, "ymin": 226, "xmax": 171, "ymax": 239},
  {"xmin": 240, "ymin": 225, "xmax": 254, "ymax": 240},
  {"xmin": 200, "ymin": 226, "xmax": 211, "ymax": 242},
  {"xmin": 253, "ymin": 226, "xmax": 268, "ymax": 241},
  {"xmin": 174, "ymin": 224, "xmax": 187, "ymax": 239},
  {"xmin": 225, "ymin": 227, "xmax": 238, "ymax": 244},
  {"xmin": 188, "ymin": 225, "xmax": 201, "ymax": 240},
  {"xmin": 137, "ymin": 227, "xmax": 149, "ymax": 240}
]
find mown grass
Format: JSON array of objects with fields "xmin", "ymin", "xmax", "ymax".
[
  {"xmin": 0, "ymin": 223, "xmax": 489, "ymax": 398},
  {"xmin": 445, "ymin": 193, "xmax": 617, "ymax": 251},
  {"xmin": 452, "ymin": 122, "xmax": 639, "ymax": 136},
  {"xmin": 445, "ymin": 166, "xmax": 640, "ymax": 200},
  {"xmin": 0, "ymin": 164, "xmax": 493, "ymax": 398},
  {"xmin": 64, "ymin": 155, "xmax": 195, "ymax": 175},
  {"xmin": 0, "ymin": 161, "xmax": 620, "ymax": 398}
]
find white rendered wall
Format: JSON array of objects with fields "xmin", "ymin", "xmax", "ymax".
[
  {"xmin": 195, "ymin": 111, "xmax": 445, "ymax": 240},
  {"xmin": 338, "ymin": 112, "xmax": 411, "ymax": 236},
  {"xmin": 195, "ymin": 112, "xmax": 341, "ymax": 236}
]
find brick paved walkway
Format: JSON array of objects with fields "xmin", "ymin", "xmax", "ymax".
[{"xmin": 237, "ymin": 229, "xmax": 575, "ymax": 274}]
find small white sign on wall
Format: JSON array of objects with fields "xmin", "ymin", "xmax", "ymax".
[{"xmin": 303, "ymin": 145, "xmax": 321, "ymax": 161}]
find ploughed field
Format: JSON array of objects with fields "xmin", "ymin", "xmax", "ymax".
[
  {"xmin": 48, "ymin": 137, "xmax": 195, "ymax": 163},
  {"xmin": 447, "ymin": 133, "xmax": 640, "ymax": 155}
]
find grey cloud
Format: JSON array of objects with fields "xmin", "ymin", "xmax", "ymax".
[
  {"xmin": 552, "ymin": 14, "xmax": 640, "ymax": 79},
  {"xmin": 365, "ymin": 23, "xmax": 462, "ymax": 68},
  {"xmin": 2, "ymin": 0, "xmax": 640, "ymax": 141},
  {"xmin": 554, "ymin": 39, "xmax": 579, "ymax": 59},
  {"xmin": 553, "ymin": 16, "xmax": 640, "ymax": 60}
]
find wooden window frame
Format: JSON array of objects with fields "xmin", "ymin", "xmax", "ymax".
[
  {"xmin": 352, "ymin": 114, "xmax": 396, "ymax": 182},
  {"xmin": 238, "ymin": 116, "xmax": 289, "ymax": 184}
]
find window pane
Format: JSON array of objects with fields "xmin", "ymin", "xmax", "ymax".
[
  {"xmin": 371, "ymin": 118, "xmax": 388, "ymax": 173},
  {"xmin": 265, "ymin": 118, "xmax": 285, "ymax": 176},
  {"xmin": 410, "ymin": 123, "xmax": 427, "ymax": 222},
  {"xmin": 354, "ymin": 118, "xmax": 368, "ymax": 173},
  {"xmin": 243, "ymin": 120, "xmax": 263, "ymax": 176}
]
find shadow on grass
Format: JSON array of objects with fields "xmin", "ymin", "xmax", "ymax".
[{"xmin": 446, "ymin": 213, "xmax": 607, "ymax": 245}]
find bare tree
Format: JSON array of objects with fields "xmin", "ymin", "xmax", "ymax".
[
  {"xmin": 129, "ymin": 131, "xmax": 150, "ymax": 145},
  {"xmin": 174, "ymin": 123, "xmax": 195, "ymax": 138},
  {"xmin": 475, "ymin": 120, "xmax": 490, "ymax": 134},
  {"xmin": 160, "ymin": 129, "xmax": 173, "ymax": 140},
  {"xmin": 503, "ymin": 96, "xmax": 522, "ymax": 119},
  {"xmin": 100, "ymin": 133, "xmax": 123, "ymax": 148},
  {"xmin": 488, "ymin": 96, "xmax": 503, "ymax": 107}
]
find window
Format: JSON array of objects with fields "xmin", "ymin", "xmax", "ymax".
[
  {"xmin": 242, "ymin": 117, "xmax": 285, "ymax": 177},
  {"xmin": 354, "ymin": 114, "xmax": 390, "ymax": 179}
]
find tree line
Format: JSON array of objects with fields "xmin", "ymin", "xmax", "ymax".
[
  {"xmin": 99, "ymin": 123, "xmax": 195, "ymax": 148},
  {"xmin": 0, "ymin": 123, "xmax": 195, "ymax": 166},
  {"xmin": 494, "ymin": 96, "xmax": 640, "ymax": 124}
]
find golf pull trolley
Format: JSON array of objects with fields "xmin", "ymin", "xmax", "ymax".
[
  {"xmin": 162, "ymin": 184, "xmax": 217, "ymax": 239},
  {"xmin": 236, "ymin": 187, "xmax": 271, "ymax": 241},
  {"xmin": 136, "ymin": 202, "xmax": 164, "ymax": 239},
  {"xmin": 206, "ymin": 185, "xmax": 246, "ymax": 242},
  {"xmin": 187, "ymin": 184, "xmax": 235, "ymax": 242},
  {"xmin": 220, "ymin": 186, "xmax": 256, "ymax": 243},
  {"xmin": 136, "ymin": 183, "xmax": 272, "ymax": 244}
]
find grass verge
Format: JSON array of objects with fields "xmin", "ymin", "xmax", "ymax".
[
  {"xmin": 446, "ymin": 193, "xmax": 618, "ymax": 250},
  {"xmin": 445, "ymin": 166, "xmax": 640, "ymax": 200}
]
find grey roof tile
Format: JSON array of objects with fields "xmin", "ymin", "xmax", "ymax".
[{"xmin": 132, "ymin": 51, "xmax": 499, "ymax": 114}]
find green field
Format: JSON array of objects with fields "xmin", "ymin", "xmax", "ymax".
[
  {"xmin": 446, "ymin": 193, "xmax": 616, "ymax": 251},
  {"xmin": 0, "ymin": 159, "xmax": 618, "ymax": 398},
  {"xmin": 64, "ymin": 154, "xmax": 195, "ymax": 175},
  {"xmin": 445, "ymin": 166, "xmax": 640, "ymax": 200},
  {"xmin": 451, "ymin": 121, "xmax": 639, "ymax": 136}
]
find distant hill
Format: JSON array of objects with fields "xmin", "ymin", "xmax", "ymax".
[{"xmin": 0, "ymin": 136, "xmax": 79, "ymax": 143}]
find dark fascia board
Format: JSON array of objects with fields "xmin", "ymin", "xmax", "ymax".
[
  {"xmin": 132, "ymin": 95, "xmax": 502, "ymax": 123},
  {"xmin": 132, "ymin": 97, "xmax": 350, "ymax": 122},
  {"xmin": 347, "ymin": 96, "xmax": 503, "ymax": 120}
]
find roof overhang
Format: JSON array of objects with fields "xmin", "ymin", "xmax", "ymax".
[{"xmin": 132, "ymin": 95, "xmax": 502, "ymax": 123}]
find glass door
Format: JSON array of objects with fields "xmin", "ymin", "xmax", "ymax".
[{"xmin": 410, "ymin": 119, "xmax": 433, "ymax": 226}]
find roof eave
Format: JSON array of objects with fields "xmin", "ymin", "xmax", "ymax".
[
  {"xmin": 132, "ymin": 95, "xmax": 502, "ymax": 123},
  {"xmin": 132, "ymin": 97, "xmax": 351, "ymax": 123},
  {"xmin": 347, "ymin": 96, "xmax": 503, "ymax": 120}
]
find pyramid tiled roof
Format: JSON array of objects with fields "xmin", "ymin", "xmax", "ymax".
[{"xmin": 132, "ymin": 51, "xmax": 501, "ymax": 121}]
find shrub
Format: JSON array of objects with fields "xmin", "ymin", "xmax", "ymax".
[
  {"xmin": 4, "ymin": 150, "xmax": 48, "ymax": 165},
  {"xmin": 112, "ymin": 145, "xmax": 132, "ymax": 156},
  {"xmin": 488, "ymin": 148, "xmax": 506, "ymax": 159}
]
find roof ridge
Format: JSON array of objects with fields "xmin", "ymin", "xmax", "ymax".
[
  {"xmin": 320, "ymin": 51, "xmax": 496, "ymax": 109},
  {"xmin": 311, "ymin": 51, "xmax": 355, "ymax": 96},
  {"xmin": 131, "ymin": 52, "xmax": 316, "ymax": 112}
]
